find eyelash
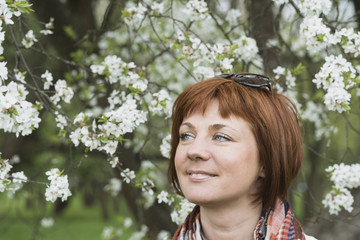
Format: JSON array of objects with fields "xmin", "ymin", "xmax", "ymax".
[
  {"xmin": 179, "ymin": 133, "xmax": 193, "ymax": 141},
  {"xmin": 179, "ymin": 133, "xmax": 231, "ymax": 142},
  {"xmin": 213, "ymin": 133, "xmax": 231, "ymax": 142}
]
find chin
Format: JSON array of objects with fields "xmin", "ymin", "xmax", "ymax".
[{"xmin": 183, "ymin": 192, "xmax": 216, "ymax": 205}]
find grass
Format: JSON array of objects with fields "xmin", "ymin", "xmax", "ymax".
[{"xmin": 0, "ymin": 193, "xmax": 129, "ymax": 240}]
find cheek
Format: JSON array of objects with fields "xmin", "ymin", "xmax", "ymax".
[
  {"xmin": 174, "ymin": 144, "xmax": 186, "ymax": 160},
  {"xmin": 174, "ymin": 147, "xmax": 184, "ymax": 172}
]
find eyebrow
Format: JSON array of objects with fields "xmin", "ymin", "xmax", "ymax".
[
  {"xmin": 180, "ymin": 122, "xmax": 228, "ymax": 132},
  {"xmin": 208, "ymin": 124, "xmax": 227, "ymax": 131},
  {"xmin": 180, "ymin": 122, "xmax": 195, "ymax": 131}
]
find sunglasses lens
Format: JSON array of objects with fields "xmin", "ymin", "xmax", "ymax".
[
  {"xmin": 236, "ymin": 76, "xmax": 268, "ymax": 84},
  {"xmin": 216, "ymin": 73, "xmax": 273, "ymax": 90}
]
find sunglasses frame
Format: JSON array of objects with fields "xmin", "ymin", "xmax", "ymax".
[{"xmin": 217, "ymin": 73, "xmax": 273, "ymax": 91}]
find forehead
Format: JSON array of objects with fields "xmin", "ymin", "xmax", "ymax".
[
  {"xmin": 181, "ymin": 99, "xmax": 251, "ymax": 130},
  {"xmin": 181, "ymin": 95, "xmax": 246, "ymax": 124}
]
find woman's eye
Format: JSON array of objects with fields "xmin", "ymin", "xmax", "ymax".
[
  {"xmin": 179, "ymin": 133, "xmax": 194, "ymax": 141},
  {"xmin": 213, "ymin": 134, "xmax": 231, "ymax": 142}
]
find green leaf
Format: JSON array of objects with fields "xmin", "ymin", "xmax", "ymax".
[
  {"xmin": 58, "ymin": 129, "xmax": 67, "ymax": 137},
  {"xmin": 34, "ymin": 102, "xmax": 43, "ymax": 111},
  {"xmin": 58, "ymin": 169, "xmax": 65, "ymax": 176},
  {"xmin": 292, "ymin": 63, "xmax": 306, "ymax": 76},
  {"xmin": 121, "ymin": 10, "xmax": 132, "ymax": 18},
  {"xmin": 70, "ymin": 49, "xmax": 85, "ymax": 64},
  {"xmin": 10, "ymin": 1, "xmax": 34, "ymax": 13},
  {"xmin": 343, "ymin": 104, "xmax": 351, "ymax": 111},
  {"xmin": 98, "ymin": 114, "xmax": 108, "ymax": 124},
  {"xmin": 316, "ymin": 33, "xmax": 326, "ymax": 42},
  {"xmin": 128, "ymin": 85, "xmax": 143, "ymax": 94},
  {"xmin": 83, "ymin": 114, "xmax": 89, "ymax": 123},
  {"xmin": 63, "ymin": 25, "xmax": 78, "ymax": 41},
  {"xmin": 341, "ymin": 36, "xmax": 348, "ymax": 46},
  {"xmin": 229, "ymin": 44, "xmax": 239, "ymax": 54}
]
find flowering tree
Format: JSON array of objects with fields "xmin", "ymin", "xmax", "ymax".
[{"xmin": 0, "ymin": 0, "xmax": 360, "ymax": 239}]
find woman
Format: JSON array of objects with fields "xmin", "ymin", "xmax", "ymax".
[{"xmin": 168, "ymin": 73, "xmax": 316, "ymax": 240}]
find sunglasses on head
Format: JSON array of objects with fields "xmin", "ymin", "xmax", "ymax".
[{"xmin": 217, "ymin": 73, "xmax": 273, "ymax": 91}]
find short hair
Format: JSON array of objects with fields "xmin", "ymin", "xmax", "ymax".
[{"xmin": 168, "ymin": 76, "xmax": 303, "ymax": 210}]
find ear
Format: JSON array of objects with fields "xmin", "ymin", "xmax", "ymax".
[{"xmin": 259, "ymin": 166, "xmax": 265, "ymax": 178}]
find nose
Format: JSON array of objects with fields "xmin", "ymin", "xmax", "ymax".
[{"xmin": 186, "ymin": 138, "xmax": 211, "ymax": 161}]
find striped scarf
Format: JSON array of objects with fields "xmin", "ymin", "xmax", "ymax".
[{"xmin": 172, "ymin": 200, "xmax": 305, "ymax": 240}]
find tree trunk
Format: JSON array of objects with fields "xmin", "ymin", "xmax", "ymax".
[{"xmin": 247, "ymin": 0, "xmax": 278, "ymax": 74}]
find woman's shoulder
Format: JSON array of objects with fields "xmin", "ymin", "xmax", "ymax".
[{"xmin": 304, "ymin": 233, "xmax": 317, "ymax": 240}]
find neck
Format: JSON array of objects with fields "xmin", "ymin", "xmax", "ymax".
[{"xmin": 199, "ymin": 201, "xmax": 262, "ymax": 240}]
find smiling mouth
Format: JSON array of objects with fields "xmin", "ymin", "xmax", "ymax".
[
  {"xmin": 187, "ymin": 171, "xmax": 217, "ymax": 181},
  {"xmin": 189, "ymin": 173, "xmax": 217, "ymax": 177}
]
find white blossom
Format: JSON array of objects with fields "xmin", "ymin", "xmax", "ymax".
[
  {"xmin": 0, "ymin": 82, "xmax": 41, "ymax": 136},
  {"xmin": 313, "ymin": 54, "xmax": 357, "ymax": 112},
  {"xmin": 50, "ymin": 79, "xmax": 74, "ymax": 104},
  {"xmin": 9, "ymin": 155, "xmax": 20, "ymax": 164},
  {"xmin": 104, "ymin": 178, "xmax": 122, "ymax": 197},
  {"xmin": 273, "ymin": 0, "xmax": 289, "ymax": 6},
  {"xmin": 14, "ymin": 71, "xmax": 25, "ymax": 83},
  {"xmin": 150, "ymin": 2, "xmax": 164, "ymax": 15},
  {"xmin": 40, "ymin": 29, "xmax": 53, "ymax": 35},
  {"xmin": 124, "ymin": 217, "xmax": 133, "ymax": 228},
  {"xmin": 170, "ymin": 198, "xmax": 195, "ymax": 225},
  {"xmin": 322, "ymin": 188, "xmax": 354, "ymax": 215},
  {"xmin": 142, "ymin": 190, "xmax": 155, "ymax": 209},
  {"xmin": 324, "ymin": 86, "xmax": 351, "ymax": 113},
  {"xmin": 107, "ymin": 156, "xmax": 119, "ymax": 168},
  {"xmin": 322, "ymin": 163, "xmax": 360, "ymax": 215},
  {"xmin": 182, "ymin": 0, "xmax": 209, "ymax": 21},
  {"xmin": 325, "ymin": 163, "xmax": 360, "ymax": 190},
  {"xmin": 0, "ymin": 30, "xmax": 4, "ymax": 55},
  {"xmin": 0, "ymin": 61, "xmax": 8, "ymax": 83},
  {"xmin": 41, "ymin": 70, "xmax": 54, "ymax": 90},
  {"xmin": 40, "ymin": 18, "xmax": 54, "ymax": 35},
  {"xmin": 225, "ymin": 9, "xmax": 241, "ymax": 26},
  {"xmin": 334, "ymin": 28, "xmax": 360, "ymax": 57},
  {"xmin": 157, "ymin": 230, "xmax": 171, "ymax": 240},
  {"xmin": 1, "ymin": 8, "xmax": 14, "ymax": 25},
  {"xmin": 90, "ymin": 64, "xmax": 105, "ymax": 74},
  {"xmin": 298, "ymin": 0, "xmax": 332, "ymax": 16},
  {"xmin": 157, "ymin": 190, "xmax": 174, "ymax": 205},
  {"xmin": 22, "ymin": 30, "xmax": 38, "ymax": 48},
  {"xmin": 11, "ymin": 171, "xmax": 27, "ymax": 183},
  {"xmin": 6, "ymin": 170, "xmax": 27, "ymax": 194},
  {"xmin": 45, "ymin": 168, "xmax": 72, "ymax": 202},
  {"xmin": 219, "ymin": 58, "xmax": 234, "ymax": 71},
  {"xmin": 300, "ymin": 16, "xmax": 334, "ymax": 54},
  {"xmin": 160, "ymin": 134, "xmax": 171, "ymax": 159},
  {"xmin": 101, "ymin": 226, "xmax": 116, "ymax": 239},
  {"xmin": 273, "ymin": 66, "xmax": 296, "ymax": 88},
  {"xmin": 149, "ymin": 90, "xmax": 172, "ymax": 117},
  {"xmin": 0, "ymin": 159, "xmax": 12, "ymax": 192},
  {"xmin": 90, "ymin": 55, "xmax": 147, "ymax": 91},
  {"xmin": 233, "ymin": 36, "xmax": 259, "ymax": 62},
  {"xmin": 123, "ymin": 2, "xmax": 147, "ymax": 27},
  {"xmin": 128, "ymin": 225, "xmax": 148, "ymax": 240},
  {"xmin": 193, "ymin": 66, "xmax": 215, "ymax": 81},
  {"xmin": 41, "ymin": 217, "xmax": 54, "ymax": 228},
  {"xmin": 120, "ymin": 168, "xmax": 135, "ymax": 184},
  {"xmin": 100, "ymin": 140, "xmax": 118, "ymax": 155},
  {"xmin": 53, "ymin": 112, "xmax": 66, "ymax": 129},
  {"xmin": 301, "ymin": 101, "xmax": 330, "ymax": 140}
]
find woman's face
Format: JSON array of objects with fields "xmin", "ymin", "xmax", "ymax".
[{"xmin": 175, "ymin": 99, "xmax": 264, "ymax": 207}]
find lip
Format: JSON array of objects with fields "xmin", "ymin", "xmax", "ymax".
[{"xmin": 186, "ymin": 170, "xmax": 217, "ymax": 182}]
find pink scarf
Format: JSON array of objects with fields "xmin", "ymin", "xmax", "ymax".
[{"xmin": 172, "ymin": 200, "xmax": 305, "ymax": 240}]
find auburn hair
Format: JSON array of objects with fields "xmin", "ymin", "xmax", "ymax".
[{"xmin": 168, "ymin": 76, "xmax": 303, "ymax": 210}]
